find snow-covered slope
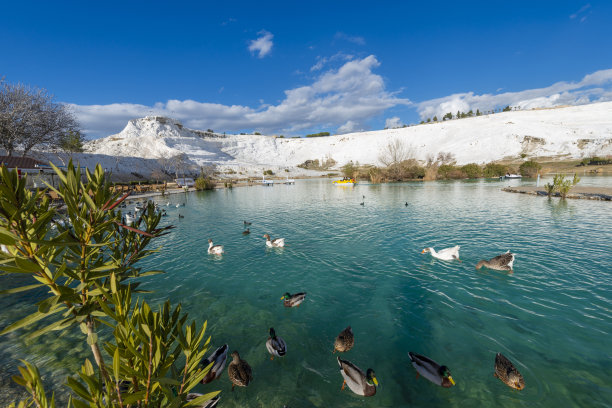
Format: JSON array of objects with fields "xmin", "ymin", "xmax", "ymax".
[{"xmin": 83, "ymin": 102, "xmax": 612, "ymax": 177}]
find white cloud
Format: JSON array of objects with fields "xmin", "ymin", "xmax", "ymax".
[
  {"xmin": 334, "ymin": 32, "xmax": 366, "ymax": 45},
  {"xmin": 385, "ymin": 117, "xmax": 403, "ymax": 129},
  {"xmin": 248, "ymin": 30, "xmax": 274, "ymax": 58},
  {"xmin": 416, "ymin": 68, "xmax": 612, "ymax": 120},
  {"xmin": 570, "ymin": 3, "xmax": 591, "ymax": 19},
  {"xmin": 70, "ymin": 55, "xmax": 411, "ymax": 138},
  {"xmin": 337, "ymin": 120, "xmax": 362, "ymax": 134}
]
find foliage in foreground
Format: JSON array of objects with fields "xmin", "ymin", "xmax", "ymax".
[
  {"xmin": 0, "ymin": 162, "xmax": 219, "ymax": 407},
  {"xmin": 544, "ymin": 173, "xmax": 580, "ymax": 198}
]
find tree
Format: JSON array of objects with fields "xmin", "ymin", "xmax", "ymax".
[
  {"xmin": 58, "ymin": 129, "xmax": 85, "ymax": 153},
  {"xmin": 379, "ymin": 139, "xmax": 414, "ymax": 181},
  {"xmin": 433, "ymin": 116, "xmax": 438, "ymax": 122},
  {"xmin": 0, "ymin": 80, "xmax": 79, "ymax": 156},
  {"xmin": 476, "ymin": 109, "xmax": 481, "ymax": 116},
  {"xmin": 0, "ymin": 162, "xmax": 219, "ymax": 406}
]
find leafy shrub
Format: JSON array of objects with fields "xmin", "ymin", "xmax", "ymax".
[
  {"xmin": 306, "ymin": 132, "xmax": 330, "ymax": 137},
  {"xmin": 264, "ymin": 169, "xmax": 274, "ymax": 176},
  {"xmin": 195, "ymin": 176, "xmax": 215, "ymax": 190},
  {"xmin": 483, "ymin": 163, "xmax": 508, "ymax": 177},
  {"xmin": 519, "ymin": 160, "xmax": 541, "ymax": 177},
  {"xmin": 461, "ymin": 163, "xmax": 482, "ymax": 178},
  {"xmin": 437, "ymin": 165, "xmax": 465, "ymax": 179}
]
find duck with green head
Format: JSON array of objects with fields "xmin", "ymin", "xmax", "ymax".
[
  {"xmin": 281, "ymin": 292, "xmax": 306, "ymax": 307},
  {"xmin": 266, "ymin": 327, "xmax": 287, "ymax": 360},
  {"xmin": 408, "ymin": 352, "xmax": 455, "ymax": 388},
  {"xmin": 337, "ymin": 357, "xmax": 379, "ymax": 397}
]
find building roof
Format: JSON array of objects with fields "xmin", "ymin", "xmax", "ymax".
[{"xmin": 0, "ymin": 156, "xmax": 48, "ymax": 170}]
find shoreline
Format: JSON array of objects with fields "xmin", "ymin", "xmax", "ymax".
[{"xmin": 502, "ymin": 186, "xmax": 612, "ymax": 201}]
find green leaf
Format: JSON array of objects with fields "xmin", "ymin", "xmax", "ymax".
[
  {"xmin": 0, "ymin": 283, "xmax": 44, "ymax": 296},
  {"xmin": 183, "ymin": 391, "xmax": 221, "ymax": 407},
  {"xmin": 86, "ymin": 332, "xmax": 98, "ymax": 345},
  {"xmin": 122, "ymin": 391, "xmax": 146, "ymax": 404},
  {"xmin": 0, "ymin": 228, "xmax": 18, "ymax": 245},
  {"xmin": 113, "ymin": 347, "xmax": 120, "ymax": 380},
  {"xmin": 0, "ymin": 307, "xmax": 60, "ymax": 336},
  {"xmin": 14, "ymin": 257, "xmax": 42, "ymax": 273}
]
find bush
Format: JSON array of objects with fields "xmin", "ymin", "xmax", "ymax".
[
  {"xmin": 461, "ymin": 163, "xmax": 482, "ymax": 179},
  {"xmin": 263, "ymin": 169, "xmax": 274, "ymax": 176},
  {"xmin": 438, "ymin": 164, "xmax": 465, "ymax": 179},
  {"xmin": 195, "ymin": 176, "xmax": 215, "ymax": 190},
  {"xmin": 305, "ymin": 131, "xmax": 330, "ymax": 137},
  {"xmin": 483, "ymin": 163, "xmax": 508, "ymax": 177},
  {"xmin": 519, "ymin": 160, "xmax": 542, "ymax": 177}
]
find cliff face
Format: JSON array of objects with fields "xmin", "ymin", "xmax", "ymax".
[{"xmin": 84, "ymin": 103, "xmax": 612, "ymax": 173}]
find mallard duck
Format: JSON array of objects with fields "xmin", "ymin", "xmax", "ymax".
[
  {"xmin": 263, "ymin": 234, "xmax": 285, "ymax": 248},
  {"xmin": 186, "ymin": 394, "xmax": 220, "ymax": 408},
  {"xmin": 333, "ymin": 326, "xmax": 354, "ymax": 353},
  {"xmin": 265, "ymin": 328, "xmax": 287, "ymax": 360},
  {"xmin": 422, "ymin": 246, "xmax": 461, "ymax": 262},
  {"xmin": 408, "ymin": 352, "xmax": 455, "ymax": 388},
  {"xmin": 281, "ymin": 292, "xmax": 306, "ymax": 307},
  {"xmin": 244, "ymin": 220, "xmax": 252, "ymax": 226},
  {"xmin": 476, "ymin": 251, "xmax": 515, "ymax": 271},
  {"xmin": 200, "ymin": 344, "xmax": 228, "ymax": 384},
  {"xmin": 494, "ymin": 353, "xmax": 525, "ymax": 390},
  {"xmin": 227, "ymin": 351, "xmax": 252, "ymax": 390},
  {"xmin": 207, "ymin": 239, "xmax": 224, "ymax": 255},
  {"xmin": 242, "ymin": 228, "xmax": 250, "ymax": 235},
  {"xmin": 337, "ymin": 357, "xmax": 378, "ymax": 397}
]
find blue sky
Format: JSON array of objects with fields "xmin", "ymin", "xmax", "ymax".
[{"xmin": 2, "ymin": 0, "xmax": 612, "ymax": 138}]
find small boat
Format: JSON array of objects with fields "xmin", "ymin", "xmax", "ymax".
[
  {"xmin": 261, "ymin": 175, "xmax": 274, "ymax": 186},
  {"xmin": 284, "ymin": 176, "xmax": 295, "ymax": 185},
  {"xmin": 500, "ymin": 173, "xmax": 522, "ymax": 180},
  {"xmin": 333, "ymin": 178, "xmax": 356, "ymax": 186}
]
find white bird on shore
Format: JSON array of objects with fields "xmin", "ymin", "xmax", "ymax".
[
  {"xmin": 421, "ymin": 246, "xmax": 461, "ymax": 262},
  {"xmin": 263, "ymin": 234, "xmax": 285, "ymax": 248},
  {"xmin": 208, "ymin": 239, "xmax": 224, "ymax": 255}
]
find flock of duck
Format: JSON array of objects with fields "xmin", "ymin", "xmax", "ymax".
[{"xmin": 185, "ymin": 216, "xmax": 523, "ymax": 407}]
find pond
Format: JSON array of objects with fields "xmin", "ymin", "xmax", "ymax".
[{"xmin": 1, "ymin": 177, "xmax": 611, "ymax": 407}]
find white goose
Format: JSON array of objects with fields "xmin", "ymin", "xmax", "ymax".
[
  {"xmin": 263, "ymin": 234, "xmax": 285, "ymax": 248},
  {"xmin": 421, "ymin": 246, "xmax": 461, "ymax": 262},
  {"xmin": 207, "ymin": 239, "xmax": 224, "ymax": 255}
]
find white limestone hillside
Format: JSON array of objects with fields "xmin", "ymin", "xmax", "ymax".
[{"xmin": 81, "ymin": 102, "xmax": 612, "ymax": 178}]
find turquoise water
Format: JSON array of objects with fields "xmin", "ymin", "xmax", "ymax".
[{"xmin": 1, "ymin": 177, "xmax": 611, "ymax": 407}]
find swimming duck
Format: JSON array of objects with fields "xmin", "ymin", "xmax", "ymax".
[
  {"xmin": 227, "ymin": 351, "xmax": 252, "ymax": 390},
  {"xmin": 408, "ymin": 352, "xmax": 455, "ymax": 388},
  {"xmin": 265, "ymin": 328, "xmax": 287, "ymax": 360},
  {"xmin": 244, "ymin": 220, "xmax": 252, "ymax": 226},
  {"xmin": 281, "ymin": 292, "xmax": 306, "ymax": 307},
  {"xmin": 337, "ymin": 357, "xmax": 378, "ymax": 397},
  {"xmin": 494, "ymin": 353, "xmax": 525, "ymax": 390},
  {"xmin": 263, "ymin": 234, "xmax": 285, "ymax": 248},
  {"xmin": 242, "ymin": 228, "xmax": 250, "ymax": 235},
  {"xmin": 207, "ymin": 239, "xmax": 224, "ymax": 255},
  {"xmin": 186, "ymin": 394, "xmax": 220, "ymax": 408},
  {"xmin": 200, "ymin": 344, "xmax": 229, "ymax": 384},
  {"xmin": 421, "ymin": 246, "xmax": 461, "ymax": 262},
  {"xmin": 333, "ymin": 326, "xmax": 354, "ymax": 353},
  {"xmin": 476, "ymin": 251, "xmax": 515, "ymax": 271}
]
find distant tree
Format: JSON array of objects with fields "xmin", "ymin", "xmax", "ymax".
[
  {"xmin": 518, "ymin": 160, "xmax": 542, "ymax": 177},
  {"xmin": 467, "ymin": 110, "xmax": 473, "ymax": 117},
  {"xmin": 433, "ymin": 116, "xmax": 438, "ymax": 122},
  {"xmin": 305, "ymin": 131, "xmax": 330, "ymax": 137},
  {"xmin": 420, "ymin": 120, "xmax": 425, "ymax": 124},
  {"xmin": 426, "ymin": 118, "xmax": 431, "ymax": 123},
  {"xmin": 58, "ymin": 129, "xmax": 85, "ymax": 153},
  {"xmin": 476, "ymin": 109, "xmax": 481, "ymax": 116},
  {"xmin": 0, "ymin": 80, "xmax": 79, "ymax": 156},
  {"xmin": 254, "ymin": 131, "xmax": 261, "ymax": 135},
  {"xmin": 503, "ymin": 105, "xmax": 512, "ymax": 112},
  {"xmin": 456, "ymin": 110, "xmax": 461, "ymax": 119},
  {"xmin": 443, "ymin": 112, "xmax": 452, "ymax": 121}
]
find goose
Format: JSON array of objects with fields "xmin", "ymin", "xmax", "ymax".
[
  {"xmin": 337, "ymin": 357, "xmax": 378, "ymax": 397},
  {"xmin": 265, "ymin": 328, "xmax": 287, "ymax": 360},
  {"xmin": 124, "ymin": 213, "xmax": 136, "ymax": 226},
  {"xmin": 494, "ymin": 353, "xmax": 525, "ymax": 390},
  {"xmin": 200, "ymin": 344, "xmax": 229, "ymax": 384},
  {"xmin": 227, "ymin": 351, "xmax": 252, "ymax": 390},
  {"xmin": 263, "ymin": 234, "xmax": 285, "ymax": 248},
  {"xmin": 281, "ymin": 292, "xmax": 306, "ymax": 307},
  {"xmin": 208, "ymin": 239, "xmax": 224, "ymax": 255},
  {"xmin": 333, "ymin": 326, "xmax": 354, "ymax": 353},
  {"xmin": 242, "ymin": 228, "xmax": 250, "ymax": 235},
  {"xmin": 186, "ymin": 394, "xmax": 220, "ymax": 408},
  {"xmin": 476, "ymin": 251, "xmax": 515, "ymax": 271},
  {"xmin": 408, "ymin": 352, "xmax": 455, "ymax": 388},
  {"xmin": 421, "ymin": 246, "xmax": 461, "ymax": 262}
]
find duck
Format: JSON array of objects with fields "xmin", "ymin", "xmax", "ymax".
[
  {"xmin": 263, "ymin": 234, "xmax": 285, "ymax": 248},
  {"xmin": 494, "ymin": 353, "xmax": 525, "ymax": 390},
  {"xmin": 200, "ymin": 344, "xmax": 229, "ymax": 384},
  {"xmin": 337, "ymin": 357, "xmax": 378, "ymax": 397},
  {"xmin": 178, "ymin": 214, "xmax": 185, "ymax": 219},
  {"xmin": 281, "ymin": 292, "xmax": 306, "ymax": 307},
  {"xmin": 227, "ymin": 351, "xmax": 252, "ymax": 390},
  {"xmin": 242, "ymin": 228, "xmax": 250, "ymax": 235},
  {"xmin": 421, "ymin": 246, "xmax": 461, "ymax": 262},
  {"xmin": 244, "ymin": 220, "xmax": 252, "ymax": 226},
  {"xmin": 186, "ymin": 394, "xmax": 220, "ymax": 408},
  {"xmin": 405, "ymin": 202, "xmax": 408, "ymax": 207},
  {"xmin": 207, "ymin": 239, "xmax": 224, "ymax": 255},
  {"xmin": 333, "ymin": 326, "xmax": 354, "ymax": 353},
  {"xmin": 476, "ymin": 250, "xmax": 515, "ymax": 271},
  {"xmin": 408, "ymin": 352, "xmax": 455, "ymax": 388},
  {"xmin": 265, "ymin": 328, "xmax": 287, "ymax": 360}
]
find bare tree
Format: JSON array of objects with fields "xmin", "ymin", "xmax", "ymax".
[
  {"xmin": 379, "ymin": 139, "xmax": 415, "ymax": 180},
  {"xmin": 0, "ymin": 80, "xmax": 79, "ymax": 156},
  {"xmin": 171, "ymin": 153, "xmax": 189, "ymax": 179}
]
